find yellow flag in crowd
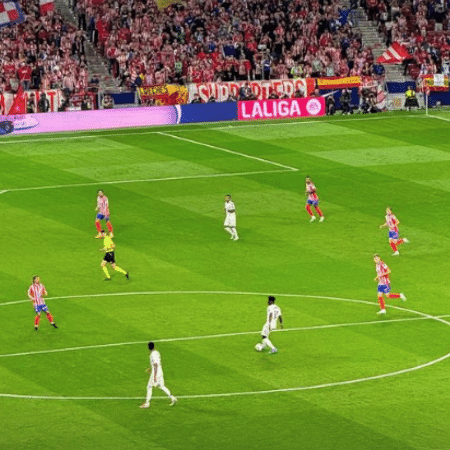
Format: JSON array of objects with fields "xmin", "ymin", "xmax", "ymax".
[{"xmin": 156, "ymin": 0, "xmax": 184, "ymax": 10}]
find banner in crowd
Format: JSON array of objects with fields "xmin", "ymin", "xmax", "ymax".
[
  {"xmin": 418, "ymin": 74, "xmax": 449, "ymax": 92},
  {"xmin": 39, "ymin": 0, "xmax": 54, "ymax": 15},
  {"xmin": 138, "ymin": 84, "xmax": 188, "ymax": 106},
  {"xmin": 376, "ymin": 42, "xmax": 410, "ymax": 64},
  {"xmin": 0, "ymin": 89, "xmax": 65, "ymax": 115},
  {"xmin": 317, "ymin": 76, "xmax": 361, "ymax": 90},
  {"xmin": 238, "ymin": 97, "xmax": 326, "ymax": 121},
  {"xmin": 188, "ymin": 79, "xmax": 316, "ymax": 103},
  {"xmin": 0, "ymin": 1, "xmax": 25, "ymax": 28}
]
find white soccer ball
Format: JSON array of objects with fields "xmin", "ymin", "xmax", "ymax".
[{"xmin": 255, "ymin": 343, "xmax": 264, "ymax": 352}]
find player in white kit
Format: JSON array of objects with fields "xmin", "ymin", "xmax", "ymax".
[
  {"xmin": 140, "ymin": 342, "xmax": 177, "ymax": 409},
  {"xmin": 224, "ymin": 194, "xmax": 239, "ymax": 241},
  {"xmin": 257, "ymin": 296, "xmax": 283, "ymax": 353}
]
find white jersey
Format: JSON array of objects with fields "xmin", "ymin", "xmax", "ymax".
[
  {"xmin": 266, "ymin": 304, "xmax": 282, "ymax": 330},
  {"xmin": 224, "ymin": 200, "xmax": 236, "ymax": 227},
  {"xmin": 150, "ymin": 350, "xmax": 164, "ymax": 381}
]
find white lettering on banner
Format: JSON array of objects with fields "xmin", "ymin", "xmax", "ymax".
[
  {"xmin": 238, "ymin": 97, "xmax": 326, "ymax": 121},
  {"xmin": 188, "ymin": 79, "xmax": 308, "ymax": 103},
  {"xmin": 0, "ymin": 90, "xmax": 64, "ymax": 114}
]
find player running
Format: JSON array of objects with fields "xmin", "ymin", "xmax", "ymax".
[
  {"xmin": 379, "ymin": 207, "xmax": 409, "ymax": 256},
  {"xmin": 224, "ymin": 194, "xmax": 239, "ymax": 241},
  {"xmin": 305, "ymin": 177, "xmax": 324, "ymax": 222},
  {"xmin": 27, "ymin": 276, "xmax": 58, "ymax": 331},
  {"xmin": 95, "ymin": 190, "xmax": 114, "ymax": 238},
  {"xmin": 373, "ymin": 254, "xmax": 406, "ymax": 315},
  {"xmin": 256, "ymin": 296, "xmax": 283, "ymax": 353},
  {"xmin": 140, "ymin": 342, "xmax": 177, "ymax": 409},
  {"xmin": 99, "ymin": 230, "xmax": 129, "ymax": 281}
]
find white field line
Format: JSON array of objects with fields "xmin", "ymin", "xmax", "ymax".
[
  {"xmin": 0, "ymin": 315, "xmax": 439, "ymax": 359},
  {"xmin": 428, "ymin": 114, "xmax": 450, "ymax": 123},
  {"xmin": 0, "ymin": 114, "xmax": 425, "ymax": 145},
  {"xmin": 2, "ymin": 290, "xmax": 449, "ymax": 400},
  {"xmin": 0, "ymin": 169, "xmax": 289, "ymax": 195},
  {"xmin": 157, "ymin": 131, "xmax": 298, "ymax": 171}
]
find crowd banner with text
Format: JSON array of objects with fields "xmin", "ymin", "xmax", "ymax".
[
  {"xmin": 238, "ymin": 97, "xmax": 325, "ymax": 121},
  {"xmin": 417, "ymin": 74, "xmax": 449, "ymax": 92},
  {"xmin": 0, "ymin": 90, "xmax": 64, "ymax": 114},
  {"xmin": 317, "ymin": 76, "xmax": 362, "ymax": 90},
  {"xmin": 138, "ymin": 84, "xmax": 189, "ymax": 106},
  {"xmin": 188, "ymin": 79, "xmax": 315, "ymax": 103}
]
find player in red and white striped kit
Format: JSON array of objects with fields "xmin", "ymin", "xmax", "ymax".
[
  {"xmin": 27, "ymin": 276, "xmax": 58, "ymax": 331},
  {"xmin": 373, "ymin": 254, "xmax": 406, "ymax": 314},
  {"xmin": 95, "ymin": 190, "xmax": 114, "ymax": 238},
  {"xmin": 380, "ymin": 207, "xmax": 409, "ymax": 256},
  {"xmin": 305, "ymin": 177, "xmax": 325, "ymax": 222}
]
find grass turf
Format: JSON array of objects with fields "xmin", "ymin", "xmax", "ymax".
[{"xmin": 1, "ymin": 111, "xmax": 450, "ymax": 450}]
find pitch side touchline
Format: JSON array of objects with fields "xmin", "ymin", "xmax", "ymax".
[
  {"xmin": 0, "ymin": 114, "xmax": 424, "ymax": 144},
  {"xmin": 0, "ymin": 169, "xmax": 290, "ymax": 195},
  {"xmin": 428, "ymin": 114, "xmax": 450, "ymax": 123},
  {"xmin": 1, "ymin": 291, "xmax": 450, "ymax": 400},
  {"xmin": 157, "ymin": 132, "xmax": 298, "ymax": 171}
]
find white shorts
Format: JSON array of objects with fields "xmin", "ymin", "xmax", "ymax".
[
  {"xmin": 148, "ymin": 376, "xmax": 165, "ymax": 389},
  {"xmin": 261, "ymin": 322, "xmax": 270, "ymax": 338},
  {"xmin": 224, "ymin": 214, "xmax": 236, "ymax": 228}
]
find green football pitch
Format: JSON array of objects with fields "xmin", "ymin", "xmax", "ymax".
[{"xmin": 1, "ymin": 111, "xmax": 450, "ymax": 450}]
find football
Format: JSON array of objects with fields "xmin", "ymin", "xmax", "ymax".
[{"xmin": 255, "ymin": 343, "xmax": 264, "ymax": 352}]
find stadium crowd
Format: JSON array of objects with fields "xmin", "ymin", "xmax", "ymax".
[
  {"xmin": 71, "ymin": 0, "xmax": 380, "ymax": 88},
  {"xmin": 363, "ymin": 0, "xmax": 450, "ymax": 77},
  {"xmin": 0, "ymin": 0, "xmax": 90, "ymax": 106}
]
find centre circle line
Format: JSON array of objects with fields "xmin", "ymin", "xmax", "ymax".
[{"xmin": 1, "ymin": 291, "xmax": 449, "ymax": 401}]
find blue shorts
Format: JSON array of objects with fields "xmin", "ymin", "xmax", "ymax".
[
  {"xmin": 377, "ymin": 284, "xmax": 391, "ymax": 294},
  {"xmin": 35, "ymin": 304, "xmax": 49, "ymax": 313},
  {"xmin": 96, "ymin": 213, "xmax": 110, "ymax": 221},
  {"xmin": 307, "ymin": 199, "xmax": 319, "ymax": 207},
  {"xmin": 389, "ymin": 231, "xmax": 399, "ymax": 240}
]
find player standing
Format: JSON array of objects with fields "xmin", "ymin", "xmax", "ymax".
[
  {"xmin": 99, "ymin": 230, "xmax": 129, "ymax": 281},
  {"xmin": 27, "ymin": 276, "xmax": 58, "ymax": 331},
  {"xmin": 379, "ymin": 207, "xmax": 409, "ymax": 256},
  {"xmin": 305, "ymin": 177, "xmax": 324, "ymax": 222},
  {"xmin": 373, "ymin": 254, "xmax": 406, "ymax": 315},
  {"xmin": 257, "ymin": 296, "xmax": 283, "ymax": 353},
  {"xmin": 224, "ymin": 194, "xmax": 239, "ymax": 241},
  {"xmin": 140, "ymin": 342, "xmax": 177, "ymax": 409},
  {"xmin": 95, "ymin": 190, "xmax": 114, "ymax": 238}
]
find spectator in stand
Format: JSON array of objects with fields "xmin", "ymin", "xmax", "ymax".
[{"xmin": 38, "ymin": 92, "xmax": 50, "ymax": 113}]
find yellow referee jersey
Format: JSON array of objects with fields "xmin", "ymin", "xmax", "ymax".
[{"xmin": 103, "ymin": 235, "xmax": 115, "ymax": 252}]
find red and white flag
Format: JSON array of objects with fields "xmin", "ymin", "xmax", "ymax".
[
  {"xmin": 7, "ymin": 85, "xmax": 26, "ymax": 115},
  {"xmin": 376, "ymin": 42, "xmax": 410, "ymax": 64},
  {"xmin": 39, "ymin": 0, "xmax": 54, "ymax": 15},
  {"xmin": 0, "ymin": 1, "xmax": 25, "ymax": 28}
]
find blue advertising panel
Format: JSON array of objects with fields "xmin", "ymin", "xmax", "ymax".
[{"xmin": 179, "ymin": 102, "xmax": 238, "ymax": 124}]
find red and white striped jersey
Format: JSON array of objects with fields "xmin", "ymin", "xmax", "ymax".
[
  {"xmin": 28, "ymin": 283, "xmax": 47, "ymax": 305},
  {"xmin": 385, "ymin": 213, "xmax": 399, "ymax": 232},
  {"xmin": 306, "ymin": 183, "xmax": 319, "ymax": 201},
  {"xmin": 97, "ymin": 195, "xmax": 110, "ymax": 216},
  {"xmin": 376, "ymin": 261, "xmax": 390, "ymax": 285}
]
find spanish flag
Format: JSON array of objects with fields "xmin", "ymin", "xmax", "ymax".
[{"xmin": 156, "ymin": 0, "xmax": 184, "ymax": 10}]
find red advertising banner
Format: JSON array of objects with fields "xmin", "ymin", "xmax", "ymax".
[
  {"xmin": 238, "ymin": 97, "xmax": 326, "ymax": 121},
  {"xmin": 188, "ymin": 79, "xmax": 315, "ymax": 103}
]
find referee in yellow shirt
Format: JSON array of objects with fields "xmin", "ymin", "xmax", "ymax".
[{"xmin": 99, "ymin": 230, "xmax": 129, "ymax": 281}]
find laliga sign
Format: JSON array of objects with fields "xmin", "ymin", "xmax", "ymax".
[{"xmin": 238, "ymin": 97, "xmax": 325, "ymax": 121}]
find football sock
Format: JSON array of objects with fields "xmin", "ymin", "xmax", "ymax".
[
  {"xmin": 263, "ymin": 338, "xmax": 275, "ymax": 350},
  {"xmin": 388, "ymin": 293, "xmax": 401, "ymax": 299},
  {"xmin": 114, "ymin": 266, "xmax": 127, "ymax": 275},
  {"xmin": 95, "ymin": 221, "xmax": 102, "ymax": 232},
  {"xmin": 225, "ymin": 227, "xmax": 233, "ymax": 236},
  {"xmin": 34, "ymin": 315, "xmax": 40, "ymax": 327},
  {"xmin": 46, "ymin": 312, "xmax": 54, "ymax": 323},
  {"xmin": 378, "ymin": 296, "xmax": 386, "ymax": 310},
  {"xmin": 305, "ymin": 204, "xmax": 313, "ymax": 216},
  {"xmin": 161, "ymin": 386, "xmax": 173, "ymax": 398},
  {"xmin": 315, "ymin": 206, "xmax": 324, "ymax": 217},
  {"xmin": 389, "ymin": 241, "xmax": 398, "ymax": 252},
  {"xmin": 145, "ymin": 387, "xmax": 153, "ymax": 405},
  {"xmin": 397, "ymin": 239, "xmax": 404, "ymax": 245},
  {"xmin": 232, "ymin": 228, "xmax": 239, "ymax": 239},
  {"xmin": 102, "ymin": 266, "xmax": 110, "ymax": 278},
  {"xmin": 107, "ymin": 222, "xmax": 113, "ymax": 234}
]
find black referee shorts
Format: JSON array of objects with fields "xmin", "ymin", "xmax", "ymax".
[{"xmin": 103, "ymin": 252, "xmax": 115, "ymax": 264}]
